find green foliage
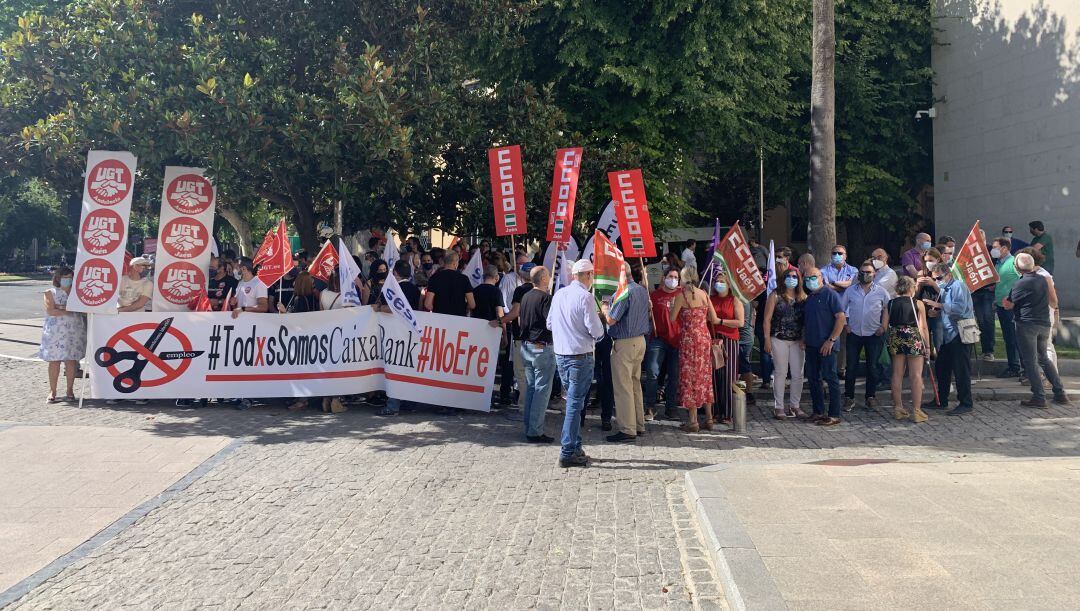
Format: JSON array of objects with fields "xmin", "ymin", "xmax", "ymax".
[{"xmin": 0, "ymin": 178, "xmax": 72, "ymax": 251}]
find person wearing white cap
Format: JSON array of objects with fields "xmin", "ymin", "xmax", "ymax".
[
  {"xmin": 546, "ymin": 258, "xmax": 605, "ymax": 468},
  {"xmin": 118, "ymin": 256, "xmax": 153, "ymax": 312}
]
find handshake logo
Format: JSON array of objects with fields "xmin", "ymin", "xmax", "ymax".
[
  {"xmin": 86, "ymin": 160, "xmax": 131, "ymax": 206},
  {"xmin": 75, "ymin": 260, "xmax": 117, "ymax": 306},
  {"xmin": 166, "ymin": 175, "xmax": 214, "ymax": 215},
  {"xmin": 159, "ymin": 263, "xmax": 203, "ymax": 304},
  {"xmin": 81, "ymin": 210, "xmax": 123, "ymax": 255},
  {"xmin": 163, "ymin": 220, "xmax": 206, "ymax": 258}
]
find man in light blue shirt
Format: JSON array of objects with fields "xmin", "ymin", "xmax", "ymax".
[
  {"xmin": 934, "ymin": 265, "xmax": 975, "ymax": 416},
  {"xmin": 547, "ymin": 259, "xmax": 605, "ymax": 468},
  {"xmin": 601, "ymin": 264, "xmax": 653, "ymax": 443},
  {"xmin": 841, "ymin": 260, "xmax": 889, "ymax": 411},
  {"xmin": 822, "ymin": 244, "xmax": 858, "ymax": 378}
]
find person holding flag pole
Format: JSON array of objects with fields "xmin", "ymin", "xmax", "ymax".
[{"xmin": 375, "ymin": 259, "xmax": 423, "ymax": 417}]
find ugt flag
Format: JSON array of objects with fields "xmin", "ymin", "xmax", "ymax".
[
  {"xmin": 952, "ymin": 220, "xmax": 1000, "ymax": 291},
  {"xmin": 308, "ymin": 240, "xmax": 339, "ymax": 283},
  {"xmin": 381, "ymin": 272, "xmax": 421, "ymax": 332},
  {"xmin": 592, "ymin": 230, "xmax": 628, "ymax": 305},
  {"xmin": 256, "ymin": 219, "xmax": 294, "ymax": 287}
]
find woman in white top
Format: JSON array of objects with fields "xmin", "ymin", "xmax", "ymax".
[{"xmin": 320, "ymin": 271, "xmax": 344, "ymax": 311}]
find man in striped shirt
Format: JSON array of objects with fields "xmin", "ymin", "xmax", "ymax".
[{"xmin": 601, "ymin": 264, "xmax": 653, "ymax": 442}]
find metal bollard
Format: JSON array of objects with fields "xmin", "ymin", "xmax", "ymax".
[{"xmin": 732, "ymin": 389, "xmax": 747, "ymax": 434}]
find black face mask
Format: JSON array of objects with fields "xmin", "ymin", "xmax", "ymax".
[
  {"xmin": 858, "ymin": 271, "xmax": 874, "ymax": 284},
  {"xmin": 373, "ymin": 271, "xmax": 388, "ymax": 282}
]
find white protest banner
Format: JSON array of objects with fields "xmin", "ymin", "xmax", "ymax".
[
  {"xmin": 68, "ymin": 151, "xmax": 137, "ymax": 313},
  {"xmin": 464, "ymin": 249, "xmax": 484, "ymax": 288},
  {"xmin": 153, "ymin": 167, "xmax": 218, "ymax": 311},
  {"xmin": 378, "ymin": 311, "xmax": 500, "ymax": 411},
  {"xmin": 87, "ymin": 309, "xmax": 383, "ymax": 399}
]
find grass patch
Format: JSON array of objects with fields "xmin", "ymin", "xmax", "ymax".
[
  {"xmin": 0, "ymin": 273, "xmax": 50, "ymax": 282},
  {"xmin": 988, "ymin": 319, "xmax": 1080, "ymax": 360}
]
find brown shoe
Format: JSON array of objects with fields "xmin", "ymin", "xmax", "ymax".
[
  {"xmin": 330, "ymin": 397, "xmax": 348, "ymax": 413},
  {"xmin": 816, "ymin": 417, "xmax": 842, "ymax": 427},
  {"xmin": 680, "ymin": 422, "xmax": 700, "ymax": 433},
  {"xmin": 1053, "ymin": 395, "xmax": 1072, "ymax": 406},
  {"xmin": 701, "ymin": 420, "xmax": 714, "ymax": 431}
]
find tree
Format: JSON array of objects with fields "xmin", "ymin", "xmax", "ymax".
[
  {"xmin": 0, "ymin": 0, "xmax": 569, "ymax": 253},
  {"xmin": 0, "ymin": 177, "xmax": 71, "ymax": 253},
  {"xmin": 808, "ymin": 0, "xmax": 837, "ymax": 258}
]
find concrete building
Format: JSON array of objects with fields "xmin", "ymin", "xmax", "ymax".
[{"xmin": 932, "ymin": 0, "xmax": 1079, "ymax": 307}]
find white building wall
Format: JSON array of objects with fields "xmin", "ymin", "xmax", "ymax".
[{"xmin": 932, "ymin": 0, "xmax": 1080, "ymax": 307}]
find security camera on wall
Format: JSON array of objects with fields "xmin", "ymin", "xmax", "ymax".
[{"xmin": 914, "ymin": 108, "xmax": 937, "ymax": 120}]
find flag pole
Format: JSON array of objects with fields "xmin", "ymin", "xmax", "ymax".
[{"xmin": 510, "ymin": 235, "xmax": 518, "ymax": 274}]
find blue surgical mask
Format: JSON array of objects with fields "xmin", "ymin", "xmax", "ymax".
[
  {"xmin": 920, "ymin": 241, "xmax": 932, "ymax": 250},
  {"xmin": 805, "ymin": 277, "xmax": 821, "ymax": 292},
  {"xmin": 1003, "ymin": 232, "xmax": 1013, "ymax": 240},
  {"xmin": 832, "ymin": 254, "xmax": 844, "ymax": 265},
  {"xmin": 784, "ymin": 277, "xmax": 799, "ymax": 290},
  {"xmin": 990, "ymin": 248, "xmax": 1002, "ymax": 259},
  {"xmin": 59, "ymin": 277, "xmax": 73, "ymax": 289},
  {"xmin": 714, "ymin": 282, "xmax": 728, "ymax": 295}
]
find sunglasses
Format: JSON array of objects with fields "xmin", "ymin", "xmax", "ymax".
[
  {"xmin": 831, "ymin": 251, "xmax": 845, "ymax": 256},
  {"xmin": 805, "ymin": 275, "xmax": 819, "ymax": 281}
]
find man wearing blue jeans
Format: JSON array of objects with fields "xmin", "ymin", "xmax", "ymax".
[
  {"xmin": 547, "ymin": 260, "xmax": 605, "ymax": 468},
  {"xmin": 510, "ymin": 266, "xmax": 556, "ymax": 442},
  {"xmin": 802, "ymin": 268, "xmax": 847, "ymax": 426}
]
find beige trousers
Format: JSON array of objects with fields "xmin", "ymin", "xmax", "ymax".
[{"xmin": 611, "ymin": 336, "xmax": 647, "ymax": 436}]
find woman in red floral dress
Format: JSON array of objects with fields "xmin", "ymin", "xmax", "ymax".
[{"xmin": 669, "ymin": 266, "xmax": 722, "ymax": 432}]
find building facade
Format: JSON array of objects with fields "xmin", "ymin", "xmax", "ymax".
[{"xmin": 932, "ymin": 0, "xmax": 1079, "ymax": 307}]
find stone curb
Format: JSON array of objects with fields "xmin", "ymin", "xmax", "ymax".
[{"xmin": 684, "ymin": 468, "xmax": 787, "ymax": 611}]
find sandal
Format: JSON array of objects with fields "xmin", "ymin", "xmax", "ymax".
[
  {"xmin": 701, "ymin": 420, "xmax": 714, "ymax": 431},
  {"xmin": 287, "ymin": 399, "xmax": 307, "ymax": 411},
  {"xmin": 789, "ymin": 407, "xmax": 809, "ymax": 419},
  {"xmin": 894, "ymin": 407, "xmax": 910, "ymax": 420},
  {"xmin": 680, "ymin": 422, "xmax": 700, "ymax": 433},
  {"xmin": 46, "ymin": 395, "xmax": 58, "ymax": 404}
]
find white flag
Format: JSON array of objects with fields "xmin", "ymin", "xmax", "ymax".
[
  {"xmin": 381, "ymin": 273, "xmax": 420, "ymax": 332},
  {"xmin": 210, "ymin": 236, "xmax": 219, "ymax": 257},
  {"xmin": 338, "ymin": 238, "xmax": 364, "ymax": 306},
  {"xmin": 580, "ymin": 200, "xmax": 619, "ymax": 263},
  {"xmin": 766, "ymin": 239, "xmax": 777, "ymax": 294},
  {"xmin": 381, "ymin": 229, "xmax": 400, "ymax": 270},
  {"xmin": 464, "ymin": 249, "xmax": 484, "ymax": 288}
]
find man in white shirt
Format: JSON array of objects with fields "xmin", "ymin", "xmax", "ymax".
[
  {"xmin": 680, "ymin": 239, "xmax": 698, "ymax": 271},
  {"xmin": 232, "ymin": 257, "xmax": 268, "ymax": 317},
  {"xmin": 546, "ymin": 259, "xmax": 605, "ymax": 468},
  {"xmin": 870, "ymin": 248, "xmax": 898, "ymax": 298},
  {"xmin": 118, "ymin": 256, "xmax": 153, "ymax": 312}
]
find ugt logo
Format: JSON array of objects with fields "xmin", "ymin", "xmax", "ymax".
[
  {"xmin": 158, "ymin": 262, "xmax": 204, "ymax": 304},
  {"xmin": 81, "ymin": 209, "xmax": 123, "ymax": 255},
  {"xmin": 86, "ymin": 159, "xmax": 132, "ymax": 206},
  {"xmin": 166, "ymin": 173, "xmax": 214, "ymax": 215},
  {"xmin": 161, "ymin": 217, "xmax": 208, "ymax": 259},
  {"xmin": 76, "ymin": 259, "xmax": 117, "ymax": 306}
]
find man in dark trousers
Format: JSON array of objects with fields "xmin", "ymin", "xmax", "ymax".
[{"xmin": 1004, "ymin": 253, "xmax": 1070, "ymax": 407}]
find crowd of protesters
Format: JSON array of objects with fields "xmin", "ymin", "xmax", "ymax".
[{"xmin": 39, "ymin": 221, "xmax": 1073, "ymax": 468}]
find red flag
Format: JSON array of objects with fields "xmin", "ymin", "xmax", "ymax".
[
  {"xmin": 715, "ymin": 222, "xmax": 766, "ymax": 301},
  {"xmin": 608, "ymin": 169, "xmax": 656, "ymax": 258},
  {"xmin": 193, "ymin": 290, "xmax": 213, "ymax": 312},
  {"xmin": 256, "ymin": 219, "xmax": 294, "ymax": 287},
  {"xmin": 252, "ymin": 227, "xmax": 276, "ymax": 266},
  {"xmin": 488, "ymin": 145, "xmax": 527, "ymax": 236},
  {"xmin": 546, "ymin": 147, "xmax": 583, "ymax": 242},
  {"xmin": 951, "ymin": 220, "xmax": 999, "ymax": 291},
  {"xmin": 308, "ymin": 240, "xmax": 339, "ymax": 282},
  {"xmin": 221, "ymin": 288, "xmax": 233, "ymax": 312}
]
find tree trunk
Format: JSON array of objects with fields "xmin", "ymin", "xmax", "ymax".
[
  {"xmin": 288, "ymin": 194, "xmax": 319, "ymax": 256},
  {"xmin": 219, "ymin": 207, "xmax": 253, "ymax": 256},
  {"xmin": 808, "ymin": 0, "xmax": 837, "ymax": 259}
]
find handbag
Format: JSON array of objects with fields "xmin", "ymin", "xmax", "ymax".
[
  {"xmin": 711, "ymin": 340, "xmax": 726, "ymax": 370},
  {"xmin": 957, "ymin": 317, "xmax": 981, "ymax": 345}
]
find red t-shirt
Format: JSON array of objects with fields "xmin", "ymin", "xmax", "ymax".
[
  {"xmin": 650, "ymin": 287, "xmax": 681, "ymax": 347},
  {"xmin": 710, "ymin": 294, "xmax": 741, "ymax": 341}
]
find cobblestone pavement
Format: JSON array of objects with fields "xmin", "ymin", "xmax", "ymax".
[{"xmin": 2, "ymin": 357, "xmax": 1079, "ymax": 609}]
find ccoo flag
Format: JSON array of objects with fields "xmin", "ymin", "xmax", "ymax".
[
  {"xmin": 715, "ymin": 222, "xmax": 766, "ymax": 302},
  {"xmin": 951, "ymin": 220, "xmax": 1000, "ymax": 292}
]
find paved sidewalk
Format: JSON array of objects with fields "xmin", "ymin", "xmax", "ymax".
[
  {"xmin": 687, "ymin": 459, "xmax": 1080, "ymax": 610},
  {"xmin": 0, "ymin": 426, "xmax": 230, "ymax": 594},
  {"xmin": 0, "ymin": 351, "xmax": 1078, "ymax": 609}
]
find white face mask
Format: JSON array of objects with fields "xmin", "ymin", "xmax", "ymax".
[
  {"xmin": 872, "ymin": 259, "xmax": 885, "ymax": 270},
  {"xmin": 990, "ymin": 248, "xmax": 1002, "ymax": 259},
  {"xmin": 663, "ymin": 277, "xmax": 679, "ymax": 290}
]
